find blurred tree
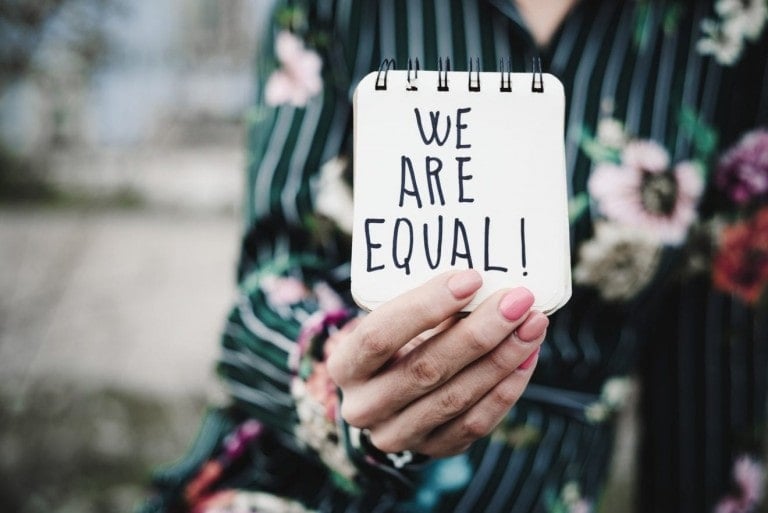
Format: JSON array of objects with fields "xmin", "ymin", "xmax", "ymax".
[{"xmin": 0, "ymin": 0, "xmax": 115, "ymax": 91}]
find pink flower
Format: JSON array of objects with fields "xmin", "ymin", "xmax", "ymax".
[
  {"xmin": 305, "ymin": 362, "xmax": 338, "ymax": 421},
  {"xmin": 622, "ymin": 139, "xmax": 670, "ymax": 172},
  {"xmin": 716, "ymin": 129, "xmax": 768, "ymax": 205},
  {"xmin": 588, "ymin": 140, "xmax": 704, "ymax": 245},
  {"xmin": 734, "ymin": 455, "xmax": 766, "ymax": 504},
  {"xmin": 261, "ymin": 275, "xmax": 309, "ymax": 305},
  {"xmin": 570, "ymin": 499, "xmax": 593, "ymax": 513},
  {"xmin": 223, "ymin": 420, "xmax": 263, "ymax": 459},
  {"xmin": 264, "ymin": 31, "xmax": 323, "ymax": 107},
  {"xmin": 715, "ymin": 455, "xmax": 766, "ymax": 513}
]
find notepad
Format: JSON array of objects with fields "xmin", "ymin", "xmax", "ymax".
[{"xmin": 350, "ymin": 60, "xmax": 571, "ymax": 314}]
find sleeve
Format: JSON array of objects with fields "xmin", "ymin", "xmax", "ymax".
[
  {"xmin": 636, "ymin": 27, "xmax": 768, "ymax": 513},
  {"xmin": 214, "ymin": 0, "xmax": 428, "ymax": 502}
]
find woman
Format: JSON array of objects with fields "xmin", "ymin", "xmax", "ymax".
[{"xmin": 141, "ymin": 1, "xmax": 768, "ymax": 512}]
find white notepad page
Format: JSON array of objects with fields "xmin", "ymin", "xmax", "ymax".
[{"xmin": 351, "ymin": 68, "xmax": 571, "ymax": 314}]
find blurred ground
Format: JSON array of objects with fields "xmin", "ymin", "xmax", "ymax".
[{"xmin": 0, "ymin": 204, "xmax": 240, "ymax": 512}]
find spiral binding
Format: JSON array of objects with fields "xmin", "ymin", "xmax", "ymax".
[
  {"xmin": 407, "ymin": 58, "xmax": 420, "ymax": 91},
  {"xmin": 500, "ymin": 58, "xmax": 512, "ymax": 92},
  {"xmin": 531, "ymin": 57, "xmax": 544, "ymax": 93},
  {"xmin": 374, "ymin": 56, "xmax": 546, "ymax": 93},
  {"xmin": 375, "ymin": 58, "xmax": 396, "ymax": 90},
  {"xmin": 437, "ymin": 57, "xmax": 451, "ymax": 91},
  {"xmin": 468, "ymin": 57, "xmax": 480, "ymax": 92}
]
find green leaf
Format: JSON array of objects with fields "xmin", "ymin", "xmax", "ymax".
[
  {"xmin": 569, "ymin": 193, "xmax": 591, "ymax": 223},
  {"xmin": 678, "ymin": 107, "xmax": 719, "ymax": 162},
  {"xmin": 663, "ymin": 3, "xmax": 684, "ymax": 34},
  {"xmin": 633, "ymin": 2, "xmax": 652, "ymax": 51},
  {"xmin": 579, "ymin": 126, "xmax": 621, "ymax": 164},
  {"xmin": 275, "ymin": 6, "xmax": 307, "ymax": 31},
  {"xmin": 330, "ymin": 470, "xmax": 360, "ymax": 495}
]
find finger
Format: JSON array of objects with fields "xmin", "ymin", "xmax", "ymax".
[
  {"xmin": 341, "ymin": 287, "xmax": 535, "ymax": 427},
  {"xmin": 391, "ymin": 316, "xmax": 460, "ymax": 362},
  {"xmin": 515, "ymin": 311, "xmax": 549, "ymax": 342},
  {"xmin": 328, "ymin": 269, "xmax": 481, "ymax": 386},
  {"xmin": 415, "ymin": 349, "xmax": 540, "ymax": 458},
  {"xmin": 368, "ymin": 327, "xmax": 544, "ymax": 452}
]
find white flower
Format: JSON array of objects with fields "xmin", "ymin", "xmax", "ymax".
[
  {"xmin": 601, "ymin": 377, "xmax": 632, "ymax": 409},
  {"xmin": 570, "ymin": 499, "xmax": 593, "ymax": 513},
  {"xmin": 562, "ymin": 482, "xmax": 582, "ymax": 504},
  {"xmin": 585, "ymin": 402, "xmax": 610, "ymax": 423},
  {"xmin": 291, "ymin": 378, "xmax": 358, "ymax": 481},
  {"xmin": 698, "ymin": 0, "xmax": 768, "ymax": 65},
  {"xmin": 718, "ymin": 0, "xmax": 768, "ymax": 40},
  {"xmin": 574, "ymin": 222, "xmax": 662, "ymax": 301},
  {"xmin": 740, "ymin": 0, "xmax": 768, "ymax": 41},
  {"xmin": 559, "ymin": 481, "xmax": 593, "ymax": 513},
  {"xmin": 264, "ymin": 31, "xmax": 323, "ymax": 107},
  {"xmin": 229, "ymin": 491, "xmax": 317, "ymax": 513},
  {"xmin": 314, "ymin": 157, "xmax": 354, "ymax": 234},
  {"xmin": 698, "ymin": 18, "xmax": 745, "ymax": 65},
  {"xmin": 596, "ymin": 117, "xmax": 626, "ymax": 150}
]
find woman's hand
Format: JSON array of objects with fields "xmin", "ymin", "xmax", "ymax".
[{"xmin": 327, "ymin": 269, "xmax": 548, "ymax": 458}]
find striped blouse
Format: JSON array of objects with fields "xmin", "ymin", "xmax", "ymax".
[{"xmin": 142, "ymin": 1, "xmax": 768, "ymax": 513}]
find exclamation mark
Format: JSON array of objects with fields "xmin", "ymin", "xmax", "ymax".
[{"xmin": 520, "ymin": 217, "xmax": 528, "ymax": 276}]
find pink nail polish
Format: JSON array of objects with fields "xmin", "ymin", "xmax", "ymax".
[
  {"xmin": 499, "ymin": 288, "xmax": 534, "ymax": 321},
  {"xmin": 517, "ymin": 347, "xmax": 540, "ymax": 371},
  {"xmin": 447, "ymin": 270, "xmax": 482, "ymax": 299}
]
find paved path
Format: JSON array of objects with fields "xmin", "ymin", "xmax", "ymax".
[{"xmin": 0, "ymin": 207, "xmax": 239, "ymax": 401}]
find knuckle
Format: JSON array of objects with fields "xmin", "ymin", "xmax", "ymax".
[
  {"xmin": 340, "ymin": 396, "xmax": 372, "ymax": 427},
  {"xmin": 460, "ymin": 415, "xmax": 491, "ymax": 441},
  {"xmin": 455, "ymin": 321, "xmax": 491, "ymax": 354},
  {"xmin": 326, "ymin": 353, "xmax": 344, "ymax": 384},
  {"xmin": 355, "ymin": 324, "xmax": 391, "ymax": 361},
  {"xmin": 438, "ymin": 389, "xmax": 473, "ymax": 416},
  {"xmin": 406, "ymin": 355, "xmax": 444, "ymax": 389},
  {"xmin": 487, "ymin": 343, "xmax": 517, "ymax": 374},
  {"xmin": 491, "ymin": 380, "xmax": 522, "ymax": 409},
  {"xmin": 436, "ymin": 442, "xmax": 473, "ymax": 458},
  {"xmin": 369, "ymin": 430, "xmax": 406, "ymax": 454},
  {"xmin": 412, "ymin": 293, "xmax": 446, "ymax": 329}
]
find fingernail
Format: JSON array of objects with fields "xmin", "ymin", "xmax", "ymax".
[
  {"xmin": 517, "ymin": 347, "xmax": 540, "ymax": 371},
  {"xmin": 447, "ymin": 270, "xmax": 482, "ymax": 299},
  {"xmin": 499, "ymin": 288, "xmax": 534, "ymax": 321},
  {"xmin": 517, "ymin": 313, "xmax": 549, "ymax": 342}
]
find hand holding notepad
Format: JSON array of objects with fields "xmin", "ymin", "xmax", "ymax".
[{"xmin": 351, "ymin": 59, "xmax": 572, "ymax": 314}]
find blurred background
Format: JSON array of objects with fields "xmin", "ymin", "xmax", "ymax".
[
  {"xmin": 0, "ymin": 1, "xmax": 636, "ymax": 511},
  {"xmin": 0, "ymin": 1, "xmax": 272, "ymax": 511}
]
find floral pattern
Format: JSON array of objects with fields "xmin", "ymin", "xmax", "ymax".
[
  {"xmin": 588, "ymin": 140, "xmax": 704, "ymax": 245},
  {"xmin": 584, "ymin": 377, "xmax": 633, "ymax": 423},
  {"xmin": 290, "ymin": 308, "xmax": 360, "ymax": 493},
  {"xmin": 712, "ymin": 205, "xmax": 768, "ymax": 304},
  {"xmin": 577, "ymin": 114, "xmax": 768, "ymax": 307},
  {"xmin": 545, "ymin": 481, "xmax": 593, "ymax": 513},
  {"xmin": 714, "ymin": 455, "xmax": 766, "ymax": 513},
  {"xmin": 573, "ymin": 222, "xmax": 662, "ymax": 301},
  {"xmin": 697, "ymin": 0, "xmax": 768, "ymax": 65},
  {"xmin": 313, "ymin": 157, "xmax": 354, "ymax": 235},
  {"xmin": 264, "ymin": 30, "xmax": 323, "ymax": 107},
  {"xmin": 716, "ymin": 130, "xmax": 768, "ymax": 205},
  {"xmin": 196, "ymin": 491, "xmax": 317, "ymax": 513}
]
